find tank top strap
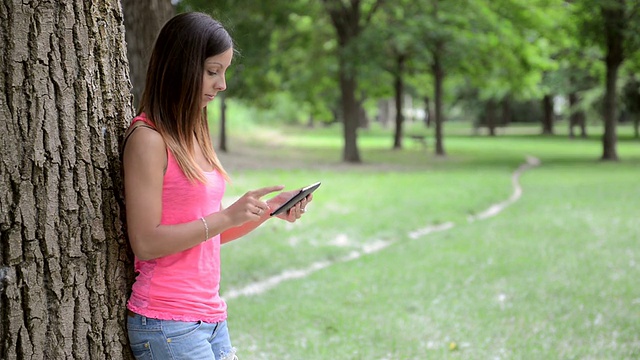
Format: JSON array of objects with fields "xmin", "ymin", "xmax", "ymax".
[{"xmin": 122, "ymin": 114, "xmax": 157, "ymax": 154}]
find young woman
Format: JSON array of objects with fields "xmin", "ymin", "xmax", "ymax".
[{"xmin": 122, "ymin": 12, "xmax": 310, "ymax": 360}]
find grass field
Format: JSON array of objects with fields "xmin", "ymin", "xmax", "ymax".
[{"xmin": 212, "ymin": 118, "xmax": 640, "ymax": 359}]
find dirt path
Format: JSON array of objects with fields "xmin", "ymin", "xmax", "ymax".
[
  {"xmin": 466, "ymin": 155, "xmax": 540, "ymax": 222},
  {"xmin": 223, "ymin": 156, "xmax": 541, "ymax": 300}
]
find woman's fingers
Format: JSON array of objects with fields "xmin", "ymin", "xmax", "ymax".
[
  {"xmin": 248, "ymin": 185, "xmax": 285, "ymax": 199},
  {"xmin": 242, "ymin": 185, "xmax": 284, "ymax": 218}
]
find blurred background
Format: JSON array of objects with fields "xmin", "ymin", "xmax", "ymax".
[
  {"xmin": 121, "ymin": 1, "xmax": 640, "ymax": 358},
  {"xmin": 122, "ymin": 0, "xmax": 640, "ymax": 163}
]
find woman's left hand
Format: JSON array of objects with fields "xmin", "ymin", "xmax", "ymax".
[{"xmin": 267, "ymin": 190, "xmax": 313, "ymax": 222}]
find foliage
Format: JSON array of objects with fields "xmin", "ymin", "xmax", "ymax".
[
  {"xmin": 270, "ymin": 5, "xmax": 340, "ymax": 122},
  {"xmin": 177, "ymin": 1, "xmax": 295, "ymax": 107},
  {"xmin": 176, "ymin": 0, "xmax": 640, "ymax": 159}
]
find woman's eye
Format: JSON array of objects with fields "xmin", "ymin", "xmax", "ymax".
[{"xmin": 207, "ymin": 70, "xmax": 217, "ymax": 76}]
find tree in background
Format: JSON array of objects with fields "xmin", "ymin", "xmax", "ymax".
[
  {"xmin": 624, "ymin": 47, "xmax": 640, "ymax": 138},
  {"xmin": 600, "ymin": 0, "xmax": 626, "ymax": 160},
  {"xmin": 1, "ymin": 1, "xmax": 133, "ymax": 358},
  {"xmin": 361, "ymin": 0, "xmax": 422, "ymax": 150},
  {"xmin": 122, "ymin": 0, "xmax": 175, "ymax": 109},
  {"xmin": 573, "ymin": 0, "xmax": 640, "ymax": 160},
  {"xmin": 622, "ymin": 75, "xmax": 640, "ymax": 139},
  {"xmin": 424, "ymin": 0, "xmax": 448, "ymax": 155},
  {"xmin": 172, "ymin": 0, "xmax": 639, "ymax": 162},
  {"xmin": 563, "ymin": 48, "xmax": 600, "ymax": 139},
  {"xmin": 322, "ymin": 0, "xmax": 383, "ymax": 163},
  {"xmin": 479, "ymin": 0, "xmax": 562, "ymax": 135},
  {"xmin": 271, "ymin": 6, "xmax": 340, "ymax": 128},
  {"xmin": 177, "ymin": 0, "xmax": 297, "ymax": 152},
  {"xmin": 368, "ymin": 0, "xmax": 486, "ymax": 155},
  {"xmin": 408, "ymin": 0, "xmax": 560, "ymax": 149}
]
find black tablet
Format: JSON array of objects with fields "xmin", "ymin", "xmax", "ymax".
[{"xmin": 270, "ymin": 182, "xmax": 321, "ymax": 216}]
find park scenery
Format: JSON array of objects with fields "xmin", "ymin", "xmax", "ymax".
[
  {"xmin": 1, "ymin": 0, "xmax": 639, "ymax": 359},
  {"xmin": 212, "ymin": 108, "xmax": 639, "ymax": 359}
]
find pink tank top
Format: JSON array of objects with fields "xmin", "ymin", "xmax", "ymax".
[{"xmin": 126, "ymin": 114, "xmax": 228, "ymax": 323}]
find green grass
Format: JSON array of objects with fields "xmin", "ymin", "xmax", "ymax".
[{"xmin": 212, "ymin": 120, "xmax": 640, "ymax": 359}]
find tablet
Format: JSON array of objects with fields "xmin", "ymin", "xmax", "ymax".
[{"xmin": 270, "ymin": 182, "xmax": 321, "ymax": 216}]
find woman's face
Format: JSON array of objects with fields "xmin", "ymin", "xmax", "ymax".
[{"xmin": 201, "ymin": 48, "xmax": 233, "ymax": 108}]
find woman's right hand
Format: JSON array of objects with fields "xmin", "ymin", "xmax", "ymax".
[{"xmin": 222, "ymin": 185, "xmax": 284, "ymax": 225}]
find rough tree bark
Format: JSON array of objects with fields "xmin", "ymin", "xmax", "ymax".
[
  {"xmin": 0, "ymin": 1, "xmax": 134, "ymax": 359},
  {"xmin": 122, "ymin": 0, "xmax": 174, "ymax": 109}
]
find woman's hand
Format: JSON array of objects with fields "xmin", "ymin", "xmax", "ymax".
[
  {"xmin": 223, "ymin": 185, "xmax": 284, "ymax": 226},
  {"xmin": 267, "ymin": 189, "xmax": 313, "ymax": 222},
  {"xmin": 219, "ymin": 186, "xmax": 314, "ymax": 244}
]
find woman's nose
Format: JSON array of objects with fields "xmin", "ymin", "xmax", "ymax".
[{"xmin": 216, "ymin": 77, "xmax": 226, "ymax": 91}]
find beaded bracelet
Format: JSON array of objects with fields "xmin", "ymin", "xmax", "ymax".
[{"xmin": 200, "ymin": 217, "xmax": 209, "ymax": 241}]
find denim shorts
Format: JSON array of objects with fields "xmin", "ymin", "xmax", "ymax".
[{"xmin": 127, "ymin": 311, "xmax": 237, "ymax": 360}]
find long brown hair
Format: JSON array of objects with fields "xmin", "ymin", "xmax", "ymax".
[{"xmin": 139, "ymin": 12, "xmax": 232, "ymax": 183}]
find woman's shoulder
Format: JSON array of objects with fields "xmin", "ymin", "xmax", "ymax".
[
  {"xmin": 127, "ymin": 113, "xmax": 156, "ymax": 133},
  {"xmin": 122, "ymin": 117, "xmax": 166, "ymax": 168},
  {"xmin": 124, "ymin": 112, "xmax": 161, "ymax": 144},
  {"xmin": 124, "ymin": 119, "xmax": 163, "ymax": 148},
  {"xmin": 126, "ymin": 125, "xmax": 163, "ymax": 147}
]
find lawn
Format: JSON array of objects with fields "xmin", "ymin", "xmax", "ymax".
[{"xmin": 213, "ymin": 120, "xmax": 640, "ymax": 359}]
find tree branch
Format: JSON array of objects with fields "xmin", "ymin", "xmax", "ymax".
[{"xmin": 363, "ymin": 0, "xmax": 384, "ymax": 25}]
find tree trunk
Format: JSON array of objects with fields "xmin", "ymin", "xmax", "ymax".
[
  {"xmin": 219, "ymin": 93, "xmax": 228, "ymax": 152},
  {"xmin": 392, "ymin": 54, "xmax": 405, "ymax": 150},
  {"xmin": 1, "ymin": 1, "xmax": 134, "ymax": 359},
  {"xmin": 602, "ymin": 63, "xmax": 620, "ymax": 160},
  {"xmin": 569, "ymin": 92, "xmax": 577, "ymax": 138},
  {"xmin": 600, "ymin": 0, "xmax": 625, "ymax": 161},
  {"xmin": 122, "ymin": 0, "xmax": 174, "ymax": 110},
  {"xmin": 542, "ymin": 94, "xmax": 554, "ymax": 135},
  {"xmin": 424, "ymin": 96, "xmax": 433, "ymax": 128},
  {"xmin": 307, "ymin": 113, "xmax": 315, "ymax": 128},
  {"xmin": 358, "ymin": 99, "xmax": 369, "ymax": 129},
  {"xmin": 339, "ymin": 64, "xmax": 361, "ymax": 162},
  {"xmin": 377, "ymin": 99, "xmax": 391, "ymax": 128},
  {"xmin": 432, "ymin": 42, "xmax": 446, "ymax": 156},
  {"xmin": 323, "ymin": 0, "xmax": 377, "ymax": 163},
  {"xmin": 501, "ymin": 97, "xmax": 512, "ymax": 126},
  {"xmin": 429, "ymin": 0, "xmax": 446, "ymax": 156},
  {"xmin": 486, "ymin": 100, "xmax": 497, "ymax": 136},
  {"xmin": 568, "ymin": 92, "xmax": 587, "ymax": 139}
]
